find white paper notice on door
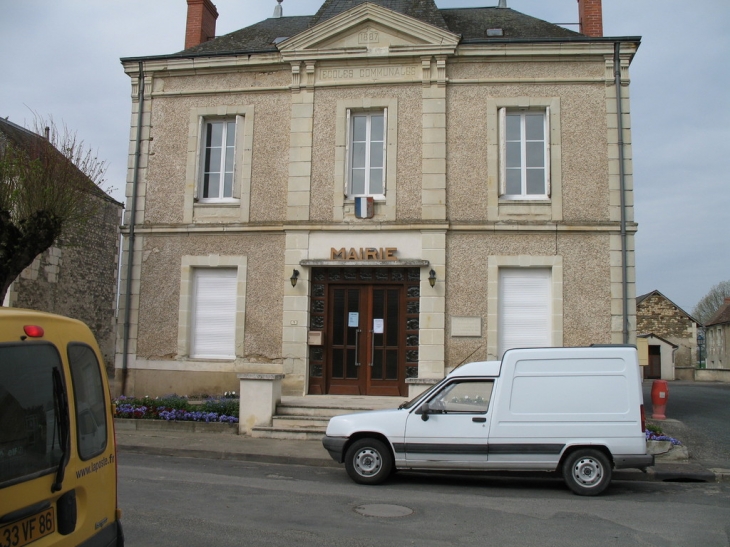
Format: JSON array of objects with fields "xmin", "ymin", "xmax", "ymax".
[
  {"xmin": 348, "ymin": 312, "xmax": 359, "ymax": 327},
  {"xmin": 373, "ymin": 319, "xmax": 384, "ymax": 334}
]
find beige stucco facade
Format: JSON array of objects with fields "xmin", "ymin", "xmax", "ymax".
[{"xmin": 116, "ymin": 4, "xmax": 639, "ymax": 398}]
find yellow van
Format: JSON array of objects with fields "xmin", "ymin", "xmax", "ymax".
[{"xmin": 0, "ymin": 308, "xmax": 123, "ymax": 547}]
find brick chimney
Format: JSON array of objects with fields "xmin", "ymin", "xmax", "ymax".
[
  {"xmin": 577, "ymin": 0, "xmax": 603, "ymax": 37},
  {"xmin": 185, "ymin": 0, "xmax": 219, "ymax": 49}
]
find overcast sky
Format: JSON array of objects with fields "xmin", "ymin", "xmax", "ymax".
[{"xmin": 1, "ymin": 0, "xmax": 728, "ymax": 314}]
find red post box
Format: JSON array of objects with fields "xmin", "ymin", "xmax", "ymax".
[{"xmin": 650, "ymin": 380, "xmax": 669, "ymax": 420}]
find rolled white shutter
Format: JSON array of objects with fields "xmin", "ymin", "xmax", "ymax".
[
  {"xmin": 191, "ymin": 268, "xmax": 237, "ymax": 358},
  {"xmin": 498, "ymin": 268, "xmax": 551, "ymax": 357}
]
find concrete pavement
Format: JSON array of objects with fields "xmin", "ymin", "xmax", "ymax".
[{"xmin": 113, "ymin": 418, "xmax": 730, "ymax": 484}]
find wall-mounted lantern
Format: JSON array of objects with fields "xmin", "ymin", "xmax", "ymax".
[
  {"xmin": 290, "ymin": 269, "xmax": 300, "ymax": 287},
  {"xmin": 428, "ymin": 269, "xmax": 437, "ymax": 288}
]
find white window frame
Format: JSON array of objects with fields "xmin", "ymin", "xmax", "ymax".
[
  {"xmin": 499, "ymin": 108, "xmax": 550, "ymax": 200},
  {"xmin": 346, "ymin": 109, "xmax": 387, "ymax": 200},
  {"xmin": 334, "ymin": 98, "xmax": 397, "ymax": 221},
  {"xmin": 183, "ymin": 105, "xmax": 254, "ymax": 224},
  {"xmin": 198, "ymin": 118, "xmax": 238, "ymax": 203}
]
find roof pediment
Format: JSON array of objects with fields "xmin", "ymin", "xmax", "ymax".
[{"xmin": 278, "ymin": 2, "xmax": 459, "ymax": 62}]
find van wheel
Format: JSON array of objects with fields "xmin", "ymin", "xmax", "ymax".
[
  {"xmin": 344, "ymin": 438, "xmax": 393, "ymax": 485},
  {"xmin": 563, "ymin": 449, "xmax": 612, "ymax": 496}
]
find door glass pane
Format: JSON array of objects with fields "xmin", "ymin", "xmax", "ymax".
[
  {"xmin": 68, "ymin": 344, "xmax": 107, "ymax": 460},
  {"xmin": 372, "ymin": 347, "xmax": 383, "ymax": 379},
  {"xmin": 346, "ymin": 349, "xmax": 358, "ymax": 379},
  {"xmin": 386, "ymin": 350, "xmax": 398, "ymax": 380},
  {"xmin": 333, "ymin": 289, "xmax": 345, "ymax": 346},
  {"xmin": 386, "ymin": 289, "xmax": 399, "ymax": 347},
  {"xmin": 0, "ymin": 343, "xmax": 64, "ymax": 486},
  {"xmin": 332, "ymin": 350, "xmax": 343, "ymax": 379}
]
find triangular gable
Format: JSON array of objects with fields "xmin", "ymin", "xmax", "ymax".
[
  {"xmin": 278, "ymin": 2, "xmax": 459, "ymax": 62},
  {"xmin": 636, "ymin": 289, "xmax": 700, "ymax": 326}
]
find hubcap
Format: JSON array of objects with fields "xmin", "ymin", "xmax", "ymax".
[
  {"xmin": 354, "ymin": 448, "xmax": 382, "ymax": 477},
  {"xmin": 572, "ymin": 457, "xmax": 603, "ymax": 487}
]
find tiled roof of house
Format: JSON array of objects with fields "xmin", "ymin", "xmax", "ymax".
[
  {"xmin": 172, "ymin": 3, "xmax": 584, "ymax": 58},
  {"xmin": 706, "ymin": 300, "xmax": 730, "ymax": 327},
  {"xmin": 0, "ymin": 117, "xmax": 120, "ymax": 205}
]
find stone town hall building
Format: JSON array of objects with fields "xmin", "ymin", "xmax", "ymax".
[{"xmin": 116, "ymin": 0, "xmax": 640, "ymax": 398}]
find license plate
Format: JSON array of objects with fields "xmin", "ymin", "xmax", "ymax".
[{"xmin": 0, "ymin": 507, "xmax": 55, "ymax": 547}]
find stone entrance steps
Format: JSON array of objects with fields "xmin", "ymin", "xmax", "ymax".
[{"xmin": 251, "ymin": 395, "xmax": 405, "ymax": 440}]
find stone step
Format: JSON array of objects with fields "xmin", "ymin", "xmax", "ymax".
[
  {"xmin": 275, "ymin": 404, "xmax": 370, "ymax": 419},
  {"xmin": 251, "ymin": 426, "xmax": 324, "ymax": 441},
  {"xmin": 272, "ymin": 415, "xmax": 331, "ymax": 429}
]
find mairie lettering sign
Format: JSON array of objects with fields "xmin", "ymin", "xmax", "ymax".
[{"xmin": 331, "ymin": 247, "xmax": 397, "ymax": 260}]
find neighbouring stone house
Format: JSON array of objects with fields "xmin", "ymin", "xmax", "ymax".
[
  {"xmin": 0, "ymin": 117, "xmax": 124, "ymax": 368},
  {"xmin": 636, "ymin": 290, "xmax": 699, "ymax": 380},
  {"xmin": 115, "ymin": 0, "xmax": 641, "ymax": 398},
  {"xmin": 705, "ymin": 297, "xmax": 730, "ymax": 370}
]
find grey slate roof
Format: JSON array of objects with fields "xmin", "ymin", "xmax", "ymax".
[
  {"xmin": 169, "ymin": 3, "xmax": 587, "ymax": 58},
  {"xmin": 310, "ymin": 0, "xmax": 448, "ymax": 30},
  {"xmin": 441, "ymin": 7, "xmax": 581, "ymax": 41}
]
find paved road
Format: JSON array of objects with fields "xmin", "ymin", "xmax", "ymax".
[
  {"xmin": 118, "ymin": 452, "xmax": 730, "ymax": 547},
  {"xmin": 643, "ymin": 381, "xmax": 730, "ymax": 469}
]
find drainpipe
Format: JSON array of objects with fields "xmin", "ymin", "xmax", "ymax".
[
  {"xmin": 614, "ymin": 42, "xmax": 629, "ymax": 344},
  {"xmin": 121, "ymin": 61, "xmax": 145, "ymax": 396}
]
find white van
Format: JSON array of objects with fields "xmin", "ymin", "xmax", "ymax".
[{"xmin": 322, "ymin": 346, "xmax": 653, "ymax": 495}]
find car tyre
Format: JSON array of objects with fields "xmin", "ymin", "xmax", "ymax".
[
  {"xmin": 562, "ymin": 449, "xmax": 612, "ymax": 496},
  {"xmin": 344, "ymin": 438, "xmax": 393, "ymax": 485}
]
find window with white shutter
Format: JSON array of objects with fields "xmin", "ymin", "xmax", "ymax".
[
  {"xmin": 190, "ymin": 268, "xmax": 237, "ymax": 358},
  {"xmin": 498, "ymin": 268, "xmax": 551, "ymax": 357}
]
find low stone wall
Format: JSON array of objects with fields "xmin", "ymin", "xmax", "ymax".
[
  {"xmin": 674, "ymin": 367, "xmax": 695, "ymax": 381},
  {"xmin": 114, "ymin": 418, "xmax": 237, "ymax": 434},
  {"xmin": 695, "ymin": 368, "xmax": 730, "ymax": 383}
]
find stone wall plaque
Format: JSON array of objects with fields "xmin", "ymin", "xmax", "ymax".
[{"xmin": 451, "ymin": 317, "xmax": 482, "ymax": 337}]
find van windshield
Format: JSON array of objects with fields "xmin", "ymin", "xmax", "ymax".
[{"xmin": 0, "ymin": 343, "xmax": 64, "ymax": 487}]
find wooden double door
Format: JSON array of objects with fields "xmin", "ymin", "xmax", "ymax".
[{"xmin": 308, "ymin": 268, "xmax": 420, "ymax": 396}]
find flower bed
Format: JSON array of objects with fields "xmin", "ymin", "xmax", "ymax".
[
  {"xmin": 114, "ymin": 394, "xmax": 239, "ymax": 424},
  {"xmin": 645, "ymin": 424, "xmax": 681, "ymax": 445}
]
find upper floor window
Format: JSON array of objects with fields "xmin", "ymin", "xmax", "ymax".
[
  {"xmin": 200, "ymin": 119, "xmax": 236, "ymax": 201},
  {"xmin": 348, "ymin": 110, "xmax": 386, "ymax": 199},
  {"xmin": 500, "ymin": 108, "xmax": 550, "ymax": 200}
]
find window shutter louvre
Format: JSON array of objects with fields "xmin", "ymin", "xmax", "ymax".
[
  {"xmin": 232, "ymin": 115, "xmax": 244, "ymax": 199},
  {"xmin": 544, "ymin": 107, "xmax": 551, "ymax": 197},
  {"xmin": 194, "ymin": 117, "xmax": 205, "ymax": 200},
  {"xmin": 498, "ymin": 107, "xmax": 506, "ymax": 196},
  {"xmin": 191, "ymin": 269, "xmax": 237, "ymax": 358},
  {"xmin": 345, "ymin": 108, "xmax": 351, "ymax": 198},
  {"xmin": 498, "ymin": 268, "xmax": 551, "ymax": 357},
  {"xmin": 382, "ymin": 107, "xmax": 388, "ymax": 194}
]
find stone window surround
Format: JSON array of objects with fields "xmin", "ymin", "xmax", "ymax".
[
  {"xmin": 334, "ymin": 98, "xmax": 398, "ymax": 221},
  {"xmin": 486, "ymin": 97, "xmax": 562, "ymax": 221},
  {"xmin": 486, "ymin": 255, "xmax": 563, "ymax": 360},
  {"xmin": 183, "ymin": 105, "xmax": 255, "ymax": 224},
  {"xmin": 177, "ymin": 255, "xmax": 248, "ymax": 360}
]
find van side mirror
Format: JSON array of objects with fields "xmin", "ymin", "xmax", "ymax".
[{"xmin": 419, "ymin": 402, "xmax": 430, "ymax": 421}]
